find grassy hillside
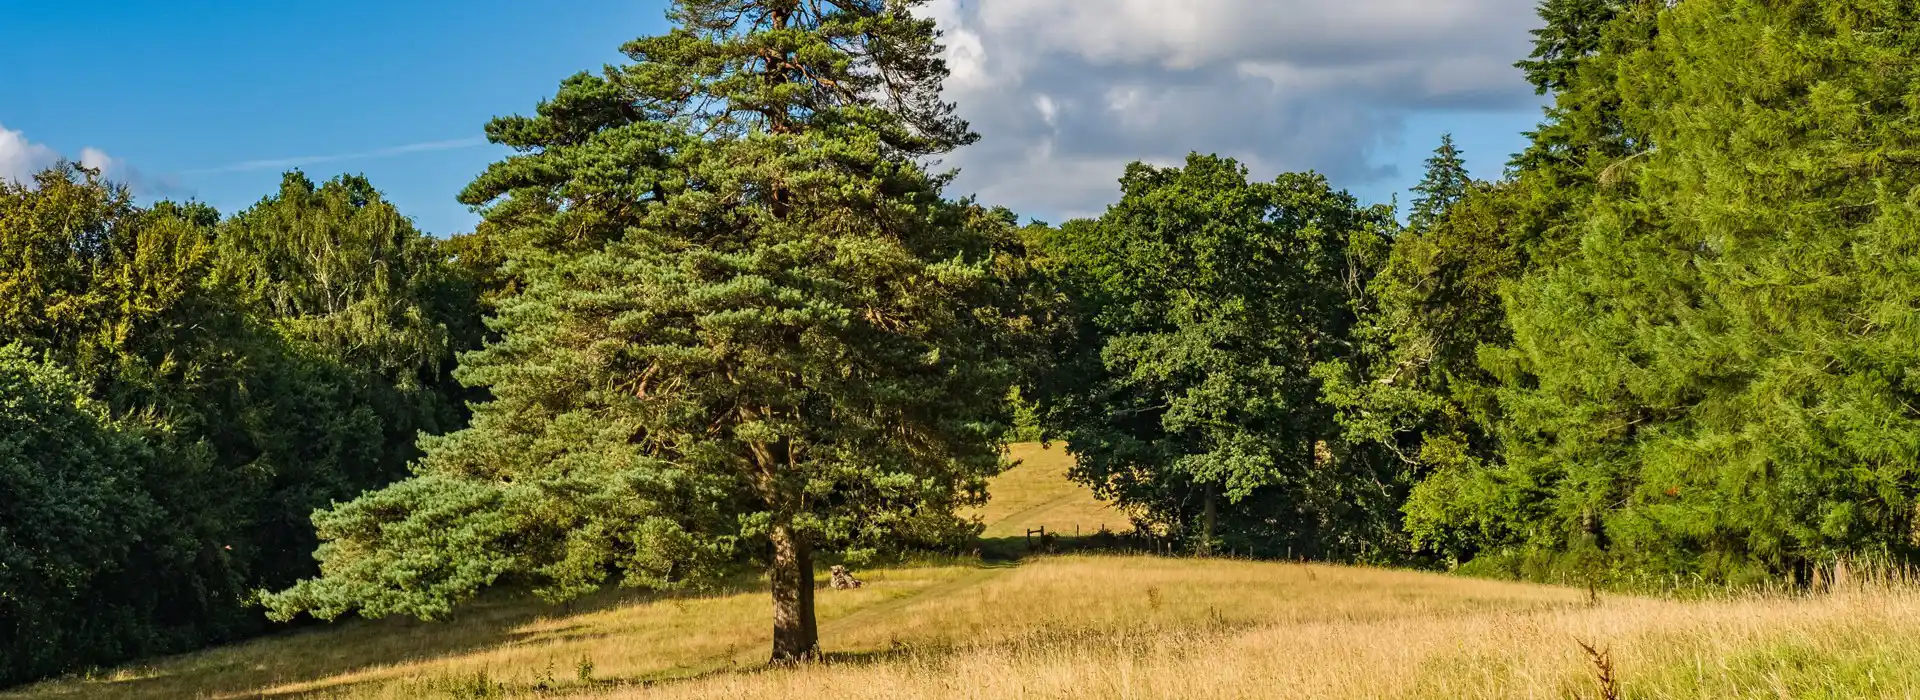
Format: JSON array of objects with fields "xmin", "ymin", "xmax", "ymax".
[
  {"xmin": 10, "ymin": 445, "xmax": 1920, "ymax": 699},
  {"xmin": 968, "ymin": 442, "xmax": 1132, "ymax": 540}
]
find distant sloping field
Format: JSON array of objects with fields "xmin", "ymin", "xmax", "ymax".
[
  {"xmin": 11, "ymin": 446, "xmax": 1920, "ymax": 699},
  {"xmin": 969, "ymin": 442, "xmax": 1132, "ymax": 539}
]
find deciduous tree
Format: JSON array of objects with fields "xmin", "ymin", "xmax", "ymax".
[{"xmin": 1034, "ymin": 155, "xmax": 1396, "ymax": 560}]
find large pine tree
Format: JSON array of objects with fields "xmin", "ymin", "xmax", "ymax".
[{"xmin": 267, "ymin": 0, "xmax": 1027, "ymax": 663}]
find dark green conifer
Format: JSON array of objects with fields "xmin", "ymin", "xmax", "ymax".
[
  {"xmin": 1424, "ymin": 0, "xmax": 1920, "ymax": 581},
  {"xmin": 267, "ymin": 0, "xmax": 1028, "ymax": 664},
  {"xmin": 1514, "ymin": 0, "xmax": 1621, "ymax": 95},
  {"xmin": 1407, "ymin": 134, "xmax": 1470, "ymax": 233}
]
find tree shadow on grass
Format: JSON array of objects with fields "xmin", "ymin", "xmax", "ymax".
[
  {"xmin": 976, "ymin": 530, "xmax": 1166, "ymax": 562},
  {"xmin": 23, "ymin": 575, "xmax": 766, "ymax": 700},
  {"xmin": 571, "ymin": 643, "xmax": 953, "ymax": 697},
  {"xmin": 245, "ymin": 554, "xmax": 1012, "ymax": 699},
  {"xmin": 612, "ymin": 613, "xmax": 1274, "ymax": 698},
  {"xmin": 20, "ymin": 550, "xmax": 1129, "ymax": 700}
]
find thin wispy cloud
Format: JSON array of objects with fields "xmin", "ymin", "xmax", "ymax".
[{"xmin": 184, "ymin": 137, "xmax": 490, "ymax": 175}]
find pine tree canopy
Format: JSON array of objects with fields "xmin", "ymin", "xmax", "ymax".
[
  {"xmin": 1515, "ymin": 0, "xmax": 1622, "ymax": 96},
  {"xmin": 1412, "ymin": 0, "xmax": 1920, "ymax": 581},
  {"xmin": 1407, "ymin": 134, "xmax": 1471, "ymax": 233},
  {"xmin": 266, "ymin": 0, "xmax": 1031, "ymax": 663}
]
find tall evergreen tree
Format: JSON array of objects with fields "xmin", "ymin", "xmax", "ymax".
[
  {"xmin": 1426, "ymin": 0, "xmax": 1920, "ymax": 581},
  {"xmin": 1406, "ymin": 134, "xmax": 1470, "ymax": 233},
  {"xmin": 267, "ymin": 0, "xmax": 1028, "ymax": 664},
  {"xmin": 1320, "ymin": 0, "xmax": 1660, "ymax": 567},
  {"xmin": 1515, "ymin": 0, "xmax": 1622, "ymax": 96}
]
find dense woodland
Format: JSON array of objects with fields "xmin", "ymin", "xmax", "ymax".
[{"xmin": 6, "ymin": 0, "xmax": 1920, "ymax": 685}]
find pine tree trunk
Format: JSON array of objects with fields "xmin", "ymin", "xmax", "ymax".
[
  {"xmin": 768, "ymin": 522, "xmax": 818, "ymax": 664},
  {"xmin": 1199, "ymin": 483, "xmax": 1218, "ymax": 557}
]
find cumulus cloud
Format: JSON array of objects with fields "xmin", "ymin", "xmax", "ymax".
[
  {"xmin": 924, "ymin": 0, "xmax": 1544, "ymax": 220},
  {"xmin": 0, "ymin": 124, "xmax": 62, "ymax": 185},
  {"xmin": 0, "ymin": 123, "xmax": 187, "ymax": 197}
]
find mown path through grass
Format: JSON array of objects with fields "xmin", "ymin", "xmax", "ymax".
[{"xmin": 815, "ymin": 561, "xmax": 1019, "ymax": 640}]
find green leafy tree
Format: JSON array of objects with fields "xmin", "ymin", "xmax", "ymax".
[
  {"xmin": 267, "ymin": 0, "xmax": 1029, "ymax": 664},
  {"xmin": 1315, "ymin": 189, "xmax": 1521, "ymax": 551},
  {"xmin": 0, "ymin": 346, "xmax": 167, "ymax": 683},
  {"xmin": 0, "ymin": 166, "xmax": 260, "ymax": 671},
  {"xmin": 1423, "ymin": 0, "xmax": 1920, "ymax": 582},
  {"xmin": 208, "ymin": 171, "xmax": 479, "ymax": 582},
  {"xmin": 213, "ymin": 172, "xmax": 458, "ymax": 390},
  {"xmin": 1034, "ymin": 154, "xmax": 1396, "ymax": 560},
  {"xmin": 433, "ymin": 225, "xmax": 518, "ymax": 351},
  {"xmin": 1316, "ymin": 137, "xmax": 1526, "ymax": 563},
  {"xmin": 0, "ymin": 164, "xmax": 480, "ymax": 684}
]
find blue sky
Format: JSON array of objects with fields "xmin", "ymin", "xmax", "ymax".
[{"xmin": 2, "ymin": 1, "xmax": 1544, "ymax": 236}]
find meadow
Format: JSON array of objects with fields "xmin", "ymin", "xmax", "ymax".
[{"xmin": 10, "ymin": 445, "xmax": 1919, "ymax": 700}]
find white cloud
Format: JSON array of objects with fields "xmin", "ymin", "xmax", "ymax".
[
  {"xmin": 0, "ymin": 123, "xmax": 186, "ymax": 197},
  {"xmin": 925, "ymin": 0, "xmax": 1545, "ymax": 220},
  {"xmin": 79, "ymin": 147, "xmax": 121, "ymax": 175},
  {"xmin": 1034, "ymin": 94, "xmax": 1059, "ymax": 129},
  {"xmin": 0, "ymin": 124, "xmax": 62, "ymax": 185}
]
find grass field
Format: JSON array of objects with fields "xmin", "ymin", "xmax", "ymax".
[
  {"xmin": 967, "ymin": 442, "xmax": 1132, "ymax": 540},
  {"xmin": 11, "ymin": 444, "xmax": 1920, "ymax": 699}
]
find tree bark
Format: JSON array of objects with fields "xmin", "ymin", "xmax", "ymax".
[
  {"xmin": 1199, "ymin": 483, "xmax": 1218, "ymax": 557},
  {"xmin": 768, "ymin": 521, "xmax": 819, "ymax": 664}
]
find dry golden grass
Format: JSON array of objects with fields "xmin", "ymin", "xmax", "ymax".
[
  {"xmin": 592, "ymin": 560, "xmax": 1920, "ymax": 700},
  {"xmin": 12, "ymin": 444, "xmax": 1920, "ymax": 699},
  {"xmin": 970, "ymin": 443, "xmax": 1131, "ymax": 539},
  {"xmin": 4, "ymin": 562, "xmax": 985, "ymax": 700}
]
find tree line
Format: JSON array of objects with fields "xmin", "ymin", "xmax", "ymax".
[
  {"xmin": 6, "ymin": 0, "xmax": 1919, "ymax": 682},
  {"xmin": 0, "ymin": 170, "xmax": 489, "ymax": 683},
  {"xmin": 1043, "ymin": 0, "xmax": 1920, "ymax": 589}
]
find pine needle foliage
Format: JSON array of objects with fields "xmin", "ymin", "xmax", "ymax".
[
  {"xmin": 1419, "ymin": 0, "xmax": 1920, "ymax": 581},
  {"xmin": 266, "ymin": 0, "xmax": 1033, "ymax": 664}
]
